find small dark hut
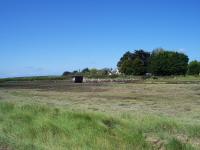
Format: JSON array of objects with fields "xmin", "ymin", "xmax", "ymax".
[{"xmin": 73, "ymin": 75, "xmax": 83, "ymax": 83}]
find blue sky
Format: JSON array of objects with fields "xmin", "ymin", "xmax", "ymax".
[{"xmin": 0, "ymin": 0, "xmax": 200, "ymax": 78}]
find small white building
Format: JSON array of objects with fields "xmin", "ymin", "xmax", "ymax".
[{"xmin": 109, "ymin": 69, "xmax": 121, "ymax": 75}]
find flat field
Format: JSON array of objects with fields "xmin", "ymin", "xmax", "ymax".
[{"xmin": 0, "ymin": 77, "xmax": 200, "ymax": 149}]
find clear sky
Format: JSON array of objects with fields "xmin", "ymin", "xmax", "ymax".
[{"xmin": 0, "ymin": 0, "xmax": 200, "ymax": 78}]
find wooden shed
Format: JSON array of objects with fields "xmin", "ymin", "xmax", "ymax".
[{"xmin": 73, "ymin": 75, "xmax": 83, "ymax": 83}]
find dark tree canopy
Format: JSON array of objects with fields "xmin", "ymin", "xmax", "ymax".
[
  {"xmin": 117, "ymin": 51, "xmax": 133, "ymax": 68},
  {"xmin": 120, "ymin": 59, "xmax": 135, "ymax": 75},
  {"xmin": 149, "ymin": 50, "xmax": 189, "ymax": 76},
  {"xmin": 188, "ymin": 61, "xmax": 200, "ymax": 75},
  {"xmin": 117, "ymin": 50, "xmax": 150, "ymax": 75},
  {"xmin": 131, "ymin": 57, "xmax": 146, "ymax": 75},
  {"xmin": 117, "ymin": 48, "xmax": 190, "ymax": 76}
]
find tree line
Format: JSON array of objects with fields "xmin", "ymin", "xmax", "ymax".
[
  {"xmin": 63, "ymin": 48, "xmax": 200, "ymax": 77},
  {"xmin": 117, "ymin": 48, "xmax": 200, "ymax": 76},
  {"xmin": 63, "ymin": 68, "xmax": 117, "ymax": 78}
]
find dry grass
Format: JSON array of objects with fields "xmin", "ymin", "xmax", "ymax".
[{"xmin": 0, "ymin": 81, "xmax": 200, "ymax": 120}]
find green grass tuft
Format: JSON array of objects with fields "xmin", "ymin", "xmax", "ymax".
[
  {"xmin": 0, "ymin": 101, "xmax": 199, "ymax": 150},
  {"xmin": 166, "ymin": 138, "xmax": 195, "ymax": 150}
]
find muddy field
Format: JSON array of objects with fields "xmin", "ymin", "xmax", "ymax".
[
  {"xmin": 1, "ymin": 78, "xmax": 200, "ymax": 91},
  {"xmin": 0, "ymin": 80, "xmax": 108, "ymax": 92}
]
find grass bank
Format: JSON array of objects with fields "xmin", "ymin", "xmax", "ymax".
[{"xmin": 0, "ymin": 102, "xmax": 199, "ymax": 150}]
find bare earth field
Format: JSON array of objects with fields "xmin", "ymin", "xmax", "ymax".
[{"xmin": 0, "ymin": 78, "xmax": 200, "ymax": 149}]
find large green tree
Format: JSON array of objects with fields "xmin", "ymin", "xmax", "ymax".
[
  {"xmin": 117, "ymin": 50, "xmax": 150, "ymax": 75},
  {"xmin": 149, "ymin": 50, "xmax": 189, "ymax": 76},
  {"xmin": 188, "ymin": 61, "xmax": 200, "ymax": 75}
]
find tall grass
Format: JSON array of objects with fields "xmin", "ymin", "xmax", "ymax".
[{"xmin": 0, "ymin": 102, "xmax": 199, "ymax": 150}]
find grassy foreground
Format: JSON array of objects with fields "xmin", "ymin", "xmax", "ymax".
[{"xmin": 0, "ymin": 102, "xmax": 199, "ymax": 150}]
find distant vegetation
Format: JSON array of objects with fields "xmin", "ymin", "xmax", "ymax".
[
  {"xmin": 149, "ymin": 49, "xmax": 189, "ymax": 76},
  {"xmin": 188, "ymin": 60, "xmax": 200, "ymax": 75},
  {"xmin": 117, "ymin": 50, "xmax": 150, "ymax": 75},
  {"xmin": 1, "ymin": 48, "xmax": 199, "ymax": 81},
  {"xmin": 63, "ymin": 68, "xmax": 118, "ymax": 78},
  {"xmin": 62, "ymin": 48, "xmax": 199, "ymax": 78},
  {"xmin": 118, "ymin": 48, "xmax": 192, "ymax": 76}
]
